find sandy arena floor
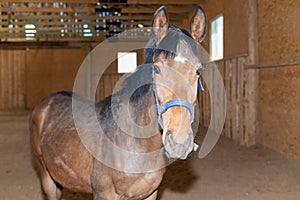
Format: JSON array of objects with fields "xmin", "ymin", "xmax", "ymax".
[{"xmin": 1, "ymin": 114, "xmax": 300, "ymax": 200}]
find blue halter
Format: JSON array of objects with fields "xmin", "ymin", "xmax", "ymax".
[{"xmin": 152, "ymin": 65, "xmax": 204, "ymax": 129}]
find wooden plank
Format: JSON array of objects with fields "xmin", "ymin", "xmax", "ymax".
[
  {"xmin": 3, "ymin": 0, "xmax": 98, "ymax": 3},
  {"xmin": 238, "ymin": 57, "xmax": 246, "ymax": 145},
  {"xmin": 203, "ymin": 66, "xmax": 207, "ymax": 127},
  {"xmin": 211, "ymin": 62, "xmax": 217, "ymax": 133},
  {"xmin": 103, "ymin": 75, "xmax": 111, "ymax": 98},
  {"xmin": 0, "ymin": 13, "xmax": 155, "ymax": 21},
  {"xmin": 4, "ymin": 50, "xmax": 9, "ymax": 109},
  {"xmin": 110, "ymin": 74, "xmax": 115, "ymax": 95},
  {"xmin": 231, "ymin": 58, "xmax": 238, "ymax": 143},
  {"xmin": 11, "ymin": 50, "xmax": 15, "ymax": 109},
  {"xmin": 20, "ymin": 50, "xmax": 26, "ymax": 109},
  {"xmin": 122, "ymin": 7, "xmax": 191, "ymax": 14},
  {"xmin": 128, "ymin": 0, "xmax": 199, "ymax": 4},
  {"xmin": 0, "ymin": 51, "xmax": 4, "ymax": 110},
  {"xmin": 197, "ymin": 87, "xmax": 203, "ymax": 126},
  {"xmin": 205, "ymin": 66, "xmax": 211, "ymax": 128},
  {"xmin": 7, "ymin": 50, "xmax": 13, "ymax": 109},
  {"xmin": 15, "ymin": 50, "xmax": 20, "ymax": 109},
  {"xmin": 203, "ymin": 64, "xmax": 208, "ymax": 127},
  {"xmin": 96, "ymin": 78, "xmax": 104, "ymax": 101},
  {"xmin": 2, "ymin": 51, "xmax": 6, "ymax": 109},
  {"xmin": 0, "ymin": 7, "xmax": 73, "ymax": 13},
  {"xmin": 224, "ymin": 60, "xmax": 232, "ymax": 139},
  {"xmin": 1, "ymin": 21, "xmax": 152, "ymax": 27},
  {"xmin": 244, "ymin": 63, "xmax": 258, "ymax": 146},
  {"xmin": 201, "ymin": 72, "xmax": 207, "ymax": 127},
  {"xmin": 12, "ymin": 51, "xmax": 17, "ymax": 109},
  {"xmin": 216, "ymin": 60, "xmax": 225, "ymax": 136},
  {"xmin": 215, "ymin": 60, "xmax": 225, "ymax": 136},
  {"xmin": 13, "ymin": 12, "xmax": 181, "ymax": 21},
  {"xmin": 15, "ymin": 50, "xmax": 24, "ymax": 109},
  {"xmin": 1, "ymin": 0, "xmax": 198, "ymax": 4},
  {"xmin": 0, "ymin": 5, "xmax": 190, "ymax": 14}
]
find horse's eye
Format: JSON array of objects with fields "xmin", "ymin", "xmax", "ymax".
[
  {"xmin": 154, "ymin": 65, "xmax": 161, "ymax": 74},
  {"xmin": 196, "ymin": 67, "xmax": 202, "ymax": 75}
]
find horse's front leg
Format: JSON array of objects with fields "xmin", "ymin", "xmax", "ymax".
[
  {"xmin": 92, "ymin": 191, "xmax": 119, "ymax": 200},
  {"xmin": 91, "ymin": 162, "xmax": 119, "ymax": 200},
  {"xmin": 91, "ymin": 174, "xmax": 119, "ymax": 200}
]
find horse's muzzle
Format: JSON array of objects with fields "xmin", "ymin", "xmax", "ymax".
[{"xmin": 163, "ymin": 130, "xmax": 194, "ymax": 159}]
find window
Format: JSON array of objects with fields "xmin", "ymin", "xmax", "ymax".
[
  {"xmin": 210, "ymin": 15, "xmax": 224, "ymax": 61},
  {"xmin": 117, "ymin": 52, "xmax": 137, "ymax": 73},
  {"xmin": 24, "ymin": 24, "xmax": 36, "ymax": 40}
]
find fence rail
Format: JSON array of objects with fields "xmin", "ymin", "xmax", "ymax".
[{"xmin": 198, "ymin": 55, "xmax": 257, "ymax": 146}]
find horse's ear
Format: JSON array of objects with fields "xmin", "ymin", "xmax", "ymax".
[
  {"xmin": 190, "ymin": 6, "xmax": 207, "ymax": 43},
  {"xmin": 152, "ymin": 6, "xmax": 169, "ymax": 44}
]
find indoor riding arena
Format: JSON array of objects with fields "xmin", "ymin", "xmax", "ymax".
[{"xmin": 1, "ymin": 0, "xmax": 300, "ymax": 200}]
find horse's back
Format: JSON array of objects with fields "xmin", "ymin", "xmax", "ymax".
[{"xmin": 30, "ymin": 91, "xmax": 93, "ymax": 193}]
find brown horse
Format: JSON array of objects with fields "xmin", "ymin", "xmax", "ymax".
[{"xmin": 30, "ymin": 6, "xmax": 206, "ymax": 200}]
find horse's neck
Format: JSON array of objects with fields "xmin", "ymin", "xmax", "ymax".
[
  {"xmin": 93, "ymin": 76, "xmax": 165, "ymax": 172},
  {"xmin": 113, "ymin": 84, "xmax": 162, "ymax": 153}
]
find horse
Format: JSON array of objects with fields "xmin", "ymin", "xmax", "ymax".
[{"xmin": 30, "ymin": 6, "xmax": 206, "ymax": 200}]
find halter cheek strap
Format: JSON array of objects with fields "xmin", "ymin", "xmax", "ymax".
[
  {"xmin": 152, "ymin": 65, "xmax": 197, "ymax": 129},
  {"xmin": 198, "ymin": 77, "xmax": 204, "ymax": 91}
]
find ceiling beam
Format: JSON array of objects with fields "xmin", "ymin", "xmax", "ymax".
[
  {"xmin": 0, "ymin": 1, "xmax": 196, "ymax": 42},
  {"xmin": 0, "ymin": 7, "xmax": 191, "ymax": 14},
  {"xmin": 0, "ymin": 0, "xmax": 199, "ymax": 4},
  {"xmin": 123, "ymin": 0, "xmax": 200, "ymax": 5},
  {"xmin": 121, "ymin": 7, "xmax": 192, "ymax": 13},
  {"xmin": 0, "ymin": 0, "xmax": 98, "ymax": 3}
]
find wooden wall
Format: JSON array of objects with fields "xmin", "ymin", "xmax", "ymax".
[
  {"xmin": 198, "ymin": 0, "xmax": 258, "ymax": 146},
  {"xmin": 258, "ymin": 0, "xmax": 300, "ymax": 161},
  {"xmin": 0, "ymin": 43, "xmax": 146, "ymax": 111},
  {"xmin": 199, "ymin": 55, "xmax": 259, "ymax": 146},
  {"xmin": 25, "ymin": 48, "xmax": 87, "ymax": 109},
  {"xmin": 200, "ymin": 0, "xmax": 249, "ymax": 59},
  {"xmin": 0, "ymin": 50, "xmax": 26, "ymax": 110}
]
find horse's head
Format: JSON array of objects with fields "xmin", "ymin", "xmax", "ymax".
[{"xmin": 150, "ymin": 6, "xmax": 206, "ymax": 159}]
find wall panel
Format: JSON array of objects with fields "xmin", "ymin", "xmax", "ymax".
[
  {"xmin": 258, "ymin": 0, "xmax": 300, "ymax": 161},
  {"xmin": 25, "ymin": 48, "xmax": 86, "ymax": 109},
  {"xmin": 0, "ymin": 50, "xmax": 26, "ymax": 110}
]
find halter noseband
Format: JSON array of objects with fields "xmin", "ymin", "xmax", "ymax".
[{"xmin": 152, "ymin": 64, "xmax": 204, "ymax": 129}]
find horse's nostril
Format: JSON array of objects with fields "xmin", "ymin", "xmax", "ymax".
[{"xmin": 166, "ymin": 130, "xmax": 172, "ymax": 135}]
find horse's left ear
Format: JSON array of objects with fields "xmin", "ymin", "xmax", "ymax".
[
  {"xmin": 190, "ymin": 6, "xmax": 207, "ymax": 43},
  {"xmin": 152, "ymin": 6, "xmax": 169, "ymax": 44}
]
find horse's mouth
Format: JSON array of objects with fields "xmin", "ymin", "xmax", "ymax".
[{"xmin": 163, "ymin": 132, "xmax": 194, "ymax": 160}]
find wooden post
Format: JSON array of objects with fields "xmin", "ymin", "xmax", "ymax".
[{"xmin": 244, "ymin": 0, "xmax": 259, "ymax": 146}]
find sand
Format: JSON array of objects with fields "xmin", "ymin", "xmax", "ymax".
[{"xmin": 1, "ymin": 114, "xmax": 300, "ymax": 200}]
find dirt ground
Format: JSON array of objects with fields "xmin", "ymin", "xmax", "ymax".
[{"xmin": 1, "ymin": 113, "xmax": 300, "ymax": 200}]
